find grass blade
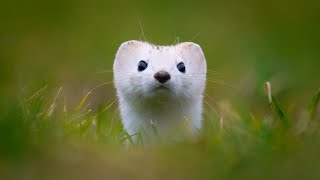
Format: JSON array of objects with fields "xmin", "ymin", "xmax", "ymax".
[{"xmin": 308, "ymin": 88, "xmax": 320, "ymax": 119}]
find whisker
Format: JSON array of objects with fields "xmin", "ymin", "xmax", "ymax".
[
  {"xmin": 180, "ymin": 89, "xmax": 219, "ymax": 116},
  {"xmin": 203, "ymin": 92, "xmax": 218, "ymax": 105},
  {"xmin": 207, "ymin": 69, "xmax": 223, "ymax": 74},
  {"xmin": 206, "ymin": 79, "xmax": 234, "ymax": 89},
  {"xmin": 189, "ymin": 32, "xmax": 201, "ymax": 42},
  {"xmin": 138, "ymin": 17, "xmax": 146, "ymax": 42},
  {"xmin": 95, "ymin": 70, "xmax": 114, "ymax": 74},
  {"xmin": 179, "ymin": 89, "xmax": 194, "ymax": 106},
  {"xmin": 173, "ymin": 33, "xmax": 180, "ymax": 44},
  {"xmin": 203, "ymin": 99, "xmax": 219, "ymax": 116},
  {"xmin": 177, "ymin": 75, "xmax": 234, "ymax": 89}
]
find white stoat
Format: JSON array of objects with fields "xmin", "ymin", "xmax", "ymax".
[{"xmin": 113, "ymin": 40, "xmax": 206, "ymax": 140}]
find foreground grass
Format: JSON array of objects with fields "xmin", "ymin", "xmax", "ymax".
[{"xmin": 0, "ymin": 84, "xmax": 320, "ymax": 180}]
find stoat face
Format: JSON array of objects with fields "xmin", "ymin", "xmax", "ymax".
[{"xmin": 113, "ymin": 40, "xmax": 206, "ymax": 102}]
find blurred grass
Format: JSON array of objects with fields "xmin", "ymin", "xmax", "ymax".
[
  {"xmin": 1, "ymin": 82, "xmax": 320, "ymax": 179},
  {"xmin": 1, "ymin": 0, "xmax": 320, "ymax": 179}
]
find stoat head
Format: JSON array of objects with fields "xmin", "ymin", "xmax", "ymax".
[{"xmin": 113, "ymin": 40, "xmax": 206, "ymax": 102}]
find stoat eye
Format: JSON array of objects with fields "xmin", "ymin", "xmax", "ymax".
[
  {"xmin": 177, "ymin": 62, "xmax": 186, "ymax": 73},
  {"xmin": 138, "ymin": 60, "xmax": 148, "ymax": 71}
]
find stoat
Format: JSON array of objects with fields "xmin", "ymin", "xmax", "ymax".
[{"xmin": 113, "ymin": 40, "xmax": 206, "ymax": 141}]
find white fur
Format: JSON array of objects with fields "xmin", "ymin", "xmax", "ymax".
[{"xmin": 113, "ymin": 40, "xmax": 206, "ymax": 140}]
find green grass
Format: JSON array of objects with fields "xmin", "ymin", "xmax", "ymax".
[{"xmin": 0, "ymin": 82, "xmax": 320, "ymax": 180}]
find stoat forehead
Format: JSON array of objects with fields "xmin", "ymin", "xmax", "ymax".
[
  {"xmin": 114, "ymin": 41, "xmax": 205, "ymax": 71},
  {"xmin": 148, "ymin": 46, "xmax": 179, "ymax": 71}
]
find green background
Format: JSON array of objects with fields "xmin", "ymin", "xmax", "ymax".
[
  {"xmin": 1, "ymin": 0, "xmax": 319, "ymax": 106},
  {"xmin": 1, "ymin": 0, "xmax": 320, "ymax": 179}
]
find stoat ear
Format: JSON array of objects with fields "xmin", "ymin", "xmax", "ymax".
[
  {"xmin": 115, "ymin": 40, "xmax": 144, "ymax": 60},
  {"xmin": 177, "ymin": 42, "xmax": 206, "ymax": 70},
  {"xmin": 114, "ymin": 40, "xmax": 144, "ymax": 70}
]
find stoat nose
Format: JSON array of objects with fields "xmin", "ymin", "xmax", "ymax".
[{"xmin": 154, "ymin": 71, "xmax": 171, "ymax": 83}]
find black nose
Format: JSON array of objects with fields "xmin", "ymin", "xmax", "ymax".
[{"xmin": 154, "ymin": 71, "xmax": 171, "ymax": 83}]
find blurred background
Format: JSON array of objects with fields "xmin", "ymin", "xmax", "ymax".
[
  {"xmin": 1, "ymin": 0, "xmax": 320, "ymax": 111},
  {"xmin": 1, "ymin": 0, "xmax": 320, "ymax": 179}
]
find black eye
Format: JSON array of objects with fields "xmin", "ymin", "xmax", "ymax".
[
  {"xmin": 138, "ymin": 60, "xmax": 148, "ymax": 71},
  {"xmin": 177, "ymin": 62, "xmax": 186, "ymax": 73}
]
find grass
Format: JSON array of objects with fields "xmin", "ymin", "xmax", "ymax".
[{"xmin": 0, "ymin": 81, "xmax": 320, "ymax": 180}]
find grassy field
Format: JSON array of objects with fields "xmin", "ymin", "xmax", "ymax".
[
  {"xmin": 1, "ymin": 82, "xmax": 320, "ymax": 179},
  {"xmin": 1, "ymin": 0, "xmax": 320, "ymax": 179}
]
